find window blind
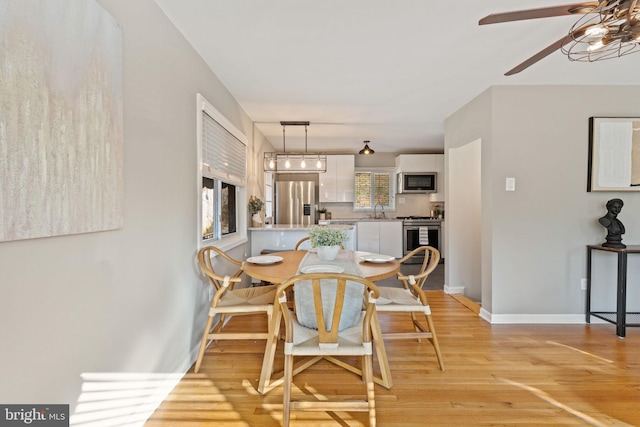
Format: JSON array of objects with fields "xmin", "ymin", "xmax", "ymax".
[{"xmin": 202, "ymin": 112, "xmax": 246, "ymax": 185}]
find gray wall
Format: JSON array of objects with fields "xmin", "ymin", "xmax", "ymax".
[
  {"xmin": 0, "ymin": 0, "xmax": 271, "ymax": 420},
  {"xmin": 445, "ymin": 85, "xmax": 640, "ymax": 321}
]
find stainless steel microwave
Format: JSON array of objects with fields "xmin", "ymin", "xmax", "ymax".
[{"xmin": 397, "ymin": 172, "xmax": 437, "ymax": 193}]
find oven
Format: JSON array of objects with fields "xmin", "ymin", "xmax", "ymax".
[{"xmin": 400, "ymin": 217, "xmax": 441, "ymax": 264}]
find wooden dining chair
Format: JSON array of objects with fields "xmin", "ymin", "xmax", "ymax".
[
  {"xmin": 273, "ymin": 272, "xmax": 380, "ymax": 426},
  {"xmin": 374, "ymin": 246, "xmax": 445, "ymax": 371},
  {"xmin": 294, "ymin": 236, "xmax": 344, "ymax": 250},
  {"xmin": 294, "ymin": 236, "xmax": 311, "ymax": 250},
  {"xmin": 194, "ymin": 246, "xmax": 276, "ymax": 373}
]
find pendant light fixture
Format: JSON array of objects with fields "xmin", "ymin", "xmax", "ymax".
[
  {"xmin": 359, "ymin": 140, "xmax": 375, "ymax": 155},
  {"xmin": 263, "ymin": 121, "xmax": 327, "ymax": 172}
]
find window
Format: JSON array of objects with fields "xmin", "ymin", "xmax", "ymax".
[
  {"xmin": 264, "ymin": 172, "xmax": 273, "ymax": 221},
  {"xmin": 355, "ymin": 168, "xmax": 395, "ymax": 210},
  {"xmin": 197, "ymin": 94, "xmax": 247, "ymax": 246},
  {"xmin": 202, "ymin": 177, "xmax": 214, "ymax": 240}
]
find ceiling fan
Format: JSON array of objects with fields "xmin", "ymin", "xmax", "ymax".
[{"xmin": 479, "ymin": 1, "xmax": 640, "ymax": 75}]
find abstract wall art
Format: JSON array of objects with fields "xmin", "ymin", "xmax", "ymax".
[
  {"xmin": 588, "ymin": 117, "xmax": 640, "ymax": 192},
  {"xmin": 0, "ymin": 0, "xmax": 123, "ymax": 241}
]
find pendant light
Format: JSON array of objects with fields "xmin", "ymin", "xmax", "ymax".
[
  {"xmin": 359, "ymin": 140, "xmax": 375, "ymax": 155},
  {"xmin": 263, "ymin": 121, "xmax": 327, "ymax": 172}
]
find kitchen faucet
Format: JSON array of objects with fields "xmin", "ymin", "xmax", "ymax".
[{"xmin": 373, "ymin": 203, "xmax": 385, "ymax": 219}]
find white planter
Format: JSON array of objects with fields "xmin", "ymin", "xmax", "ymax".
[
  {"xmin": 316, "ymin": 245, "xmax": 340, "ymax": 261},
  {"xmin": 251, "ymin": 213, "xmax": 262, "ymax": 227}
]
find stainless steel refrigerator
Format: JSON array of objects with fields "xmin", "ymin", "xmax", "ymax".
[{"xmin": 275, "ymin": 181, "xmax": 316, "ymax": 225}]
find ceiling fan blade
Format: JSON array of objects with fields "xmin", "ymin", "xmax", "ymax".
[
  {"xmin": 479, "ymin": 2, "xmax": 598, "ymax": 25},
  {"xmin": 505, "ymin": 34, "xmax": 574, "ymax": 75}
]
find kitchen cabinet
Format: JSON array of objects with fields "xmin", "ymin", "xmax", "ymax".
[
  {"xmin": 395, "ymin": 154, "xmax": 443, "ymax": 172},
  {"xmin": 357, "ymin": 221, "xmax": 403, "ymax": 258},
  {"xmin": 249, "ymin": 224, "xmax": 356, "ymax": 256},
  {"xmin": 319, "ymin": 155, "xmax": 354, "ymax": 203}
]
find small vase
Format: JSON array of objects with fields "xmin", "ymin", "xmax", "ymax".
[
  {"xmin": 317, "ymin": 245, "xmax": 340, "ymax": 261},
  {"xmin": 251, "ymin": 213, "xmax": 262, "ymax": 227}
]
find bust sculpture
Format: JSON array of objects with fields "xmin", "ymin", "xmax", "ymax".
[{"xmin": 598, "ymin": 198, "xmax": 626, "ymax": 248}]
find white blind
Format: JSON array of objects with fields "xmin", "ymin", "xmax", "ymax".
[{"xmin": 202, "ymin": 112, "xmax": 246, "ymax": 185}]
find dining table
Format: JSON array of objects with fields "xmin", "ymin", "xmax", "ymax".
[
  {"xmin": 241, "ymin": 249, "xmax": 400, "ymax": 394},
  {"xmin": 242, "ymin": 249, "xmax": 400, "ymax": 285}
]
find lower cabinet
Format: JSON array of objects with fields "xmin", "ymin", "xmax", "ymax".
[
  {"xmin": 250, "ymin": 226, "xmax": 356, "ymax": 256},
  {"xmin": 356, "ymin": 221, "xmax": 403, "ymax": 258}
]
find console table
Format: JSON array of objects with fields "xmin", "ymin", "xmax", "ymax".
[{"xmin": 586, "ymin": 244, "xmax": 640, "ymax": 338}]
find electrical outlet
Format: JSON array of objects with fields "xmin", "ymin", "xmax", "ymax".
[
  {"xmin": 208, "ymin": 286, "xmax": 214, "ymax": 301},
  {"xmin": 581, "ymin": 278, "xmax": 587, "ymax": 290}
]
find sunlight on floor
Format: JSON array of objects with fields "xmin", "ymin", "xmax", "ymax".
[
  {"xmin": 500, "ymin": 378, "xmax": 633, "ymax": 427},
  {"xmin": 71, "ymin": 372, "xmax": 186, "ymax": 427}
]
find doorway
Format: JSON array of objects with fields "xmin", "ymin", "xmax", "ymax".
[{"xmin": 447, "ymin": 139, "xmax": 482, "ymax": 302}]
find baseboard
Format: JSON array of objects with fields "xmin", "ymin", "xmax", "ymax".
[
  {"xmin": 443, "ymin": 283, "xmax": 465, "ymax": 294},
  {"xmin": 480, "ymin": 311, "xmax": 609, "ymax": 324}
]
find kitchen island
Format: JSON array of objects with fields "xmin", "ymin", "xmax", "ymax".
[{"xmin": 248, "ymin": 224, "xmax": 356, "ymax": 256}]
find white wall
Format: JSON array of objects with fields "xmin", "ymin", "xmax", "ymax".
[
  {"xmin": 0, "ymin": 0, "xmax": 272, "ymax": 422},
  {"xmin": 447, "ymin": 139, "xmax": 482, "ymax": 301},
  {"xmin": 446, "ymin": 85, "xmax": 640, "ymax": 322}
]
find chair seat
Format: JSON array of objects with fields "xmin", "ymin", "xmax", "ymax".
[
  {"xmin": 287, "ymin": 311, "xmax": 371, "ymax": 356},
  {"xmin": 376, "ymin": 287, "xmax": 431, "ymax": 314},
  {"xmin": 216, "ymin": 285, "xmax": 276, "ymax": 309}
]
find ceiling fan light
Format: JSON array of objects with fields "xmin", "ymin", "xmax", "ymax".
[
  {"xmin": 588, "ymin": 40, "xmax": 605, "ymax": 51},
  {"xmin": 585, "ymin": 24, "xmax": 608, "ymax": 37}
]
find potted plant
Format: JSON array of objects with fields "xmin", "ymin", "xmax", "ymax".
[
  {"xmin": 318, "ymin": 207, "xmax": 327, "ymax": 220},
  {"xmin": 248, "ymin": 196, "xmax": 264, "ymax": 227},
  {"xmin": 308, "ymin": 226, "xmax": 347, "ymax": 261}
]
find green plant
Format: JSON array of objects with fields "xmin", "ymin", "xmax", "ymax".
[
  {"xmin": 318, "ymin": 207, "xmax": 327, "ymax": 213},
  {"xmin": 248, "ymin": 195, "xmax": 264, "ymax": 214},
  {"xmin": 308, "ymin": 226, "xmax": 347, "ymax": 247}
]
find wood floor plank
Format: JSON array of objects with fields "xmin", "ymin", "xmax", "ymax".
[{"xmin": 145, "ymin": 291, "xmax": 640, "ymax": 426}]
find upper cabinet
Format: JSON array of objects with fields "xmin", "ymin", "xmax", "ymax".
[
  {"xmin": 319, "ymin": 155, "xmax": 355, "ymax": 202},
  {"xmin": 395, "ymin": 154, "xmax": 443, "ymax": 173},
  {"xmin": 395, "ymin": 154, "xmax": 445, "ymax": 195}
]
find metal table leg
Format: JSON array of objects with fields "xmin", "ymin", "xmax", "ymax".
[{"xmin": 616, "ymin": 252, "xmax": 627, "ymax": 339}]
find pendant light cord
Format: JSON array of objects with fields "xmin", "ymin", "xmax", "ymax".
[{"xmin": 282, "ymin": 125, "xmax": 286, "ymax": 152}]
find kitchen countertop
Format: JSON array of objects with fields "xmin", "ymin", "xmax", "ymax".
[
  {"xmin": 249, "ymin": 218, "xmax": 443, "ymax": 231},
  {"xmin": 330, "ymin": 218, "xmax": 402, "ymax": 222},
  {"xmin": 330, "ymin": 218, "xmax": 442, "ymax": 223},
  {"xmin": 248, "ymin": 223, "xmax": 355, "ymax": 231}
]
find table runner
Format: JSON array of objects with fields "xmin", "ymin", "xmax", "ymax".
[{"xmin": 294, "ymin": 250, "xmax": 365, "ymax": 331}]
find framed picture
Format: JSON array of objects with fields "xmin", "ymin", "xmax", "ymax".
[{"xmin": 588, "ymin": 117, "xmax": 640, "ymax": 192}]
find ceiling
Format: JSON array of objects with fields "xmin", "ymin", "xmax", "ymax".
[{"xmin": 155, "ymin": 0, "xmax": 640, "ymax": 154}]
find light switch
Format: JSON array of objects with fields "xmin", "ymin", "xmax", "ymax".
[
  {"xmin": 398, "ymin": 197, "xmax": 405, "ymax": 204},
  {"xmin": 506, "ymin": 177, "xmax": 516, "ymax": 191}
]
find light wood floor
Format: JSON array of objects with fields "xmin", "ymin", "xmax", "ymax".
[{"xmin": 145, "ymin": 291, "xmax": 640, "ymax": 426}]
